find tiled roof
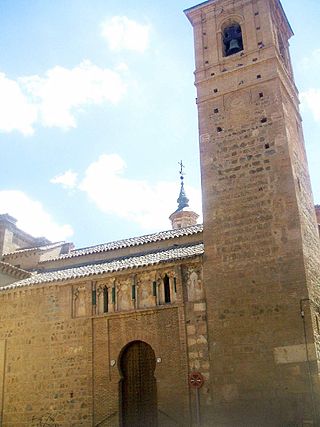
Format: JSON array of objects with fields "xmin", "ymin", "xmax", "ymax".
[
  {"xmin": 0, "ymin": 243, "xmax": 204, "ymax": 291},
  {"xmin": 41, "ymin": 224, "xmax": 203, "ymax": 262},
  {"xmin": 3, "ymin": 241, "xmax": 65, "ymax": 257},
  {"xmin": 0, "ymin": 261, "xmax": 31, "ymax": 280}
]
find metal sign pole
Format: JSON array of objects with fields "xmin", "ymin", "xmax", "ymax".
[
  {"xmin": 195, "ymin": 387, "xmax": 201, "ymax": 427},
  {"xmin": 189, "ymin": 372, "xmax": 204, "ymax": 427}
]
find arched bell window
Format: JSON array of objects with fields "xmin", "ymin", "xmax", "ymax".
[{"xmin": 223, "ymin": 23, "xmax": 243, "ymax": 57}]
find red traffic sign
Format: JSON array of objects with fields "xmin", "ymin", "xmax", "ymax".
[{"xmin": 188, "ymin": 372, "xmax": 204, "ymax": 389}]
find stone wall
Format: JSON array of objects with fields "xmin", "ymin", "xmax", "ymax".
[
  {"xmin": 0, "ymin": 285, "xmax": 93, "ymax": 426},
  {"xmin": 93, "ymin": 307, "xmax": 190, "ymax": 426},
  {"xmin": 0, "ymin": 258, "xmax": 206, "ymax": 426},
  {"xmin": 186, "ymin": 0, "xmax": 320, "ymax": 424},
  {"xmin": 182, "ymin": 263, "xmax": 211, "ymax": 424}
]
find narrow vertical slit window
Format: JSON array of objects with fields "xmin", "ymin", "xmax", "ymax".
[
  {"xmin": 164, "ymin": 274, "xmax": 171, "ymax": 303},
  {"xmin": 112, "ymin": 287, "xmax": 116, "ymax": 304},
  {"xmin": 92, "ymin": 289, "xmax": 97, "ymax": 306},
  {"xmin": 152, "ymin": 281, "xmax": 157, "ymax": 297},
  {"xmin": 103, "ymin": 287, "xmax": 108, "ymax": 313}
]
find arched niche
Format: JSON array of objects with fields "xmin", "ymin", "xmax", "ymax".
[
  {"xmin": 222, "ymin": 21, "xmax": 244, "ymax": 56},
  {"xmin": 219, "ymin": 16, "xmax": 245, "ymax": 58}
]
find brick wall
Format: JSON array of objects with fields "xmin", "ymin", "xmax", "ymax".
[
  {"xmin": 186, "ymin": 0, "xmax": 320, "ymax": 424},
  {"xmin": 0, "ymin": 258, "xmax": 206, "ymax": 426}
]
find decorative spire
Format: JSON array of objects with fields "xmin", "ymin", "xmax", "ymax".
[
  {"xmin": 169, "ymin": 161, "xmax": 199, "ymax": 230},
  {"xmin": 176, "ymin": 160, "xmax": 189, "ymax": 212}
]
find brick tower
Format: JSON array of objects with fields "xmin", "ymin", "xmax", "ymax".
[{"xmin": 185, "ymin": 0, "xmax": 320, "ymax": 425}]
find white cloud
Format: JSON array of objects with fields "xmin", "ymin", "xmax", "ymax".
[
  {"xmin": 50, "ymin": 170, "xmax": 78, "ymax": 189},
  {"xmin": 0, "ymin": 190, "xmax": 73, "ymax": 241},
  {"xmin": 0, "ymin": 73, "xmax": 38, "ymax": 135},
  {"xmin": 101, "ymin": 16, "xmax": 150, "ymax": 53},
  {"xmin": 21, "ymin": 60, "xmax": 127, "ymax": 129},
  {"xmin": 0, "ymin": 61, "xmax": 127, "ymax": 135},
  {"xmin": 77, "ymin": 154, "xmax": 202, "ymax": 230},
  {"xmin": 300, "ymin": 89, "xmax": 320, "ymax": 122}
]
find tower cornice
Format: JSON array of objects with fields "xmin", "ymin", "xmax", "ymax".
[{"xmin": 185, "ymin": 0, "xmax": 293, "ymax": 37}]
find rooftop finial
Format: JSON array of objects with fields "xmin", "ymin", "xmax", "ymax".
[
  {"xmin": 178, "ymin": 160, "xmax": 185, "ymax": 177},
  {"xmin": 176, "ymin": 160, "xmax": 189, "ymax": 212},
  {"xmin": 169, "ymin": 161, "xmax": 199, "ymax": 229}
]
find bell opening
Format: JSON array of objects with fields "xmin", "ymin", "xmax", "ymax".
[{"xmin": 223, "ymin": 23, "xmax": 244, "ymax": 57}]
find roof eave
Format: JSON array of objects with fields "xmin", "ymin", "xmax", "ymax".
[
  {"xmin": 1, "ymin": 244, "xmax": 204, "ymax": 291},
  {"xmin": 184, "ymin": 0, "xmax": 216, "ymax": 15}
]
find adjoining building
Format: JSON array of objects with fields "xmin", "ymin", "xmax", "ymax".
[{"xmin": 1, "ymin": 0, "xmax": 320, "ymax": 426}]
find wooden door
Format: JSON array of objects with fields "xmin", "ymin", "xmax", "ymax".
[{"xmin": 120, "ymin": 341, "xmax": 157, "ymax": 427}]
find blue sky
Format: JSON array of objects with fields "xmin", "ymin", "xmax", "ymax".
[{"xmin": 0, "ymin": 0, "xmax": 319, "ymax": 248}]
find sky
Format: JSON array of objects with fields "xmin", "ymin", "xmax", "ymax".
[{"xmin": 0, "ymin": 0, "xmax": 319, "ymax": 248}]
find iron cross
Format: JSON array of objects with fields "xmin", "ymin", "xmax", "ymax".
[{"xmin": 178, "ymin": 160, "xmax": 185, "ymax": 176}]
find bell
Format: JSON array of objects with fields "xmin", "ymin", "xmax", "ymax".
[{"xmin": 227, "ymin": 38, "xmax": 241, "ymax": 55}]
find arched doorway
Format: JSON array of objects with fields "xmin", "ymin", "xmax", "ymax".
[{"xmin": 120, "ymin": 341, "xmax": 157, "ymax": 427}]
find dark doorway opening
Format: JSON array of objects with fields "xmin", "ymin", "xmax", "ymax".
[{"xmin": 120, "ymin": 341, "xmax": 157, "ymax": 427}]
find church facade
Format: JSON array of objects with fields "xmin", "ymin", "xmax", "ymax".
[{"xmin": 1, "ymin": 0, "xmax": 320, "ymax": 426}]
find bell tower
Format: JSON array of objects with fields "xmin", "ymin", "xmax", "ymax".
[{"xmin": 185, "ymin": 0, "xmax": 320, "ymax": 425}]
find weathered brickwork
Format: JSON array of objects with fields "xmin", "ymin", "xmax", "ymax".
[
  {"xmin": 0, "ymin": 285, "xmax": 93, "ymax": 426},
  {"xmin": 182, "ymin": 263, "xmax": 212, "ymax": 423},
  {"xmin": 89, "ymin": 263, "xmax": 208, "ymax": 426},
  {"xmin": 0, "ymin": 258, "xmax": 208, "ymax": 426},
  {"xmin": 186, "ymin": 0, "xmax": 320, "ymax": 425},
  {"xmin": 284, "ymin": 88, "xmax": 320, "ymax": 369},
  {"xmin": 92, "ymin": 308, "xmax": 189, "ymax": 426},
  {"xmin": 0, "ymin": 1, "xmax": 319, "ymax": 426}
]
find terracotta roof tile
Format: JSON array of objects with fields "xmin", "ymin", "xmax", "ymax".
[
  {"xmin": 0, "ymin": 243, "xmax": 204, "ymax": 291},
  {"xmin": 40, "ymin": 224, "xmax": 203, "ymax": 262},
  {"xmin": 3, "ymin": 241, "xmax": 66, "ymax": 257},
  {"xmin": 0, "ymin": 261, "xmax": 32, "ymax": 280}
]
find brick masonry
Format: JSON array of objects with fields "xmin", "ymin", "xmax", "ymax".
[
  {"xmin": 0, "ymin": 259, "xmax": 208, "ymax": 426},
  {"xmin": 186, "ymin": 0, "xmax": 320, "ymax": 425},
  {"xmin": 0, "ymin": 1, "xmax": 320, "ymax": 426}
]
